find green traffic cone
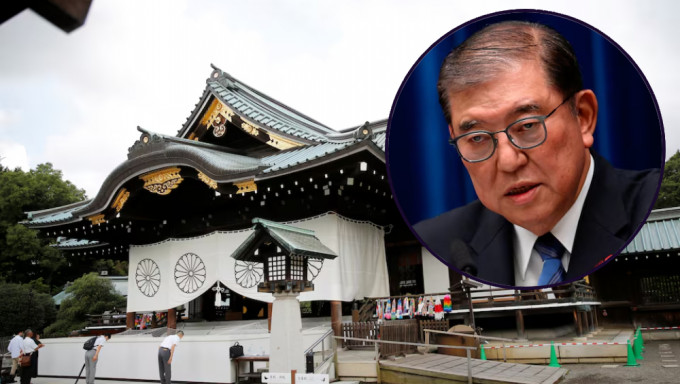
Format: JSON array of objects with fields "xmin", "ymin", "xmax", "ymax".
[
  {"xmin": 633, "ymin": 333, "xmax": 643, "ymax": 360},
  {"xmin": 480, "ymin": 344, "xmax": 487, "ymax": 360},
  {"xmin": 637, "ymin": 329, "xmax": 645, "ymax": 352},
  {"xmin": 625, "ymin": 339, "xmax": 640, "ymax": 367},
  {"xmin": 548, "ymin": 341, "xmax": 561, "ymax": 368}
]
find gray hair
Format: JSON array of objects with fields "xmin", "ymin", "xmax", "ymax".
[{"xmin": 438, "ymin": 20, "xmax": 583, "ymax": 125}]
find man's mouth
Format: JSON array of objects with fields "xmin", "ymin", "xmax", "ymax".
[{"xmin": 505, "ymin": 184, "xmax": 539, "ymax": 196}]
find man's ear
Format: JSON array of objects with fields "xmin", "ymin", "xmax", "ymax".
[
  {"xmin": 448, "ymin": 124, "xmax": 455, "ymax": 139},
  {"xmin": 576, "ymin": 89, "xmax": 598, "ymax": 148}
]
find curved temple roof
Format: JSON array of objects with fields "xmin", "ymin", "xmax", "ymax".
[{"xmin": 24, "ymin": 66, "xmax": 387, "ymax": 228}]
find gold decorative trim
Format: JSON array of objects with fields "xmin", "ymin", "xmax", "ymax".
[
  {"xmin": 199, "ymin": 98, "xmax": 220, "ymax": 127},
  {"xmin": 88, "ymin": 214, "xmax": 106, "ymax": 225},
  {"xmin": 241, "ymin": 122, "xmax": 259, "ymax": 137},
  {"xmin": 197, "ymin": 171, "xmax": 218, "ymax": 190},
  {"xmin": 199, "ymin": 97, "xmax": 304, "ymax": 150},
  {"xmin": 140, "ymin": 167, "xmax": 183, "ymax": 195},
  {"xmin": 267, "ymin": 132, "xmax": 303, "ymax": 150},
  {"xmin": 203, "ymin": 99, "xmax": 236, "ymax": 131},
  {"xmin": 234, "ymin": 179, "xmax": 257, "ymax": 194},
  {"xmin": 111, "ymin": 188, "xmax": 130, "ymax": 212}
]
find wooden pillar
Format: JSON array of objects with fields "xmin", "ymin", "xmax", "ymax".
[
  {"xmin": 351, "ymin": 301, "xmax": 360, "ymax": 323},
  {"xmin": 331, "ymin": 301, "xmax": 342, "ymax": 339},
  {"xmin": 593, "ymin": 306, "xmax": 599, "ymax": 329},
  {"xmin": 268, "ymin": 302, "xmax": 273, "ymax": 333},
  {"xmin": 589, "ymin": 308, "xmax": 596, "ymax": 332},
  {"xmin": 582, "ymin": 310, "xmax": 589, "ymax": 333},
  {"xmin": 126, "ymin": 312, "xmax": 136, "ymax": 329},
  {"xmin": 167, "ymin": 308, "xmax": 177, "ymax": 330},
  {"xmin": 573, "ymin": 309, "xmax": 583, "ymax": 336},
  {"xmin": 515, "ymin": 309, "xmax": 526, "ymax": 339}
]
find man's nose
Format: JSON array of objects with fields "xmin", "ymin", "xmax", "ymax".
[{"xmin": 495, "ymin": 133, "xmax": 528, "ymax": 172}]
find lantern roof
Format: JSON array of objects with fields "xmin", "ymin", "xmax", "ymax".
[{"xmin": 232, "ymin": 218, "xmax": 337, "ymax": 262}]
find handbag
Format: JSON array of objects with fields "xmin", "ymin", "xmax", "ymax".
[
  {"xmin": 20, "ymin": 354, "xmax": 31, "ymax": 367},
  {"xmin": 229, "ymin": 342, "xmax": 244, "ymax": 358}
]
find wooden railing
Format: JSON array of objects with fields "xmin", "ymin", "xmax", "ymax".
[
  {"xmin": 379, "ymin": 319, "xmax": 419, "ymax": 357},
  {"xmin": 86, "ymin": 312, "xmax": 128, "ymax": 327},
  {"xmin": 356, "ymin": 280, "xmax": 597, "ymax": 322},
  {"xmin": 341, "ymin": 321, "xmax": 379, "ymax": 349}
]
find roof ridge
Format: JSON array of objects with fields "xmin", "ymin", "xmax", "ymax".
[
  {"xmin": 210, "ymin": 65, "xmax": 334, "ymax": 133},
  {"xmin": 252, "ymin": 217, "xmax": 315, "ymax": 236}
]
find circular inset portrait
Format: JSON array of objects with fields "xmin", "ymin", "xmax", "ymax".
[{"xmin": 386, "ymin": 10, "xmax": 664, "ymax": 288}]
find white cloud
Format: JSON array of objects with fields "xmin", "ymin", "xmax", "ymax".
[{"xmin": 0, "ymin": 141, "xmax": 29, "ymax": 170}]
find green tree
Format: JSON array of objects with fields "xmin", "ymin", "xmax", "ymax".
[
  {"xmin": 44, "ymin": 273, "xmax": 126, "ymax": 337},
  {"xmin": 655, "ymin": 151, "xmax": 680, "ymax": 209},
  {"xmin": 0, "ymin": 162, "xmax": 86, "ymax": 289},
  {"xmin": 0, "ymin": 283, "xmax": 56, "ymax": 336}
]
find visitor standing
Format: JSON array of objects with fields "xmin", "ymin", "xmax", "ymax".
[
  {"xmin": 20, "ymin": 329, "xmax": 44, "ymax": 384},
  {"xmin": 7, "ymin": 330, "xmax": 24, "ymax": 383}
]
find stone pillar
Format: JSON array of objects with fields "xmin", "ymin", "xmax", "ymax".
[
  {"xmin": 126, "ymin": 312, "xmax": 136, "ymax": 329},
  {"xmin": 167, "ymin": 308, "xmax": 177, "ymax": 330},
  {"xmin": 270, "ymin": 293, "xmax": 305, "ymax": 373},
  {"xmin": 331, "ymin": 301, "xmax": 342, "ymax": 339}
]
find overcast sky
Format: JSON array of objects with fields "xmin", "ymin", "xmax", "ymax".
[{"xmin": 1, "ymin": 0, "xmax": 678, "ymax": 198}]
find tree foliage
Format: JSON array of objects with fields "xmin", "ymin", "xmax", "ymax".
[
  {"xmin": 655, "ymin": 151, "xmax": 680, "ymax": 209},
  {"xmin": 0, "ymin": 162, "xmax": 86, "ymax": 289},
  {"xmin": 0, "ymin": 283, "xmax": 56, "ymax": 336},
  {"xmin": 44, "ymin": 273, "xmax": 126, "ymax": 337}
]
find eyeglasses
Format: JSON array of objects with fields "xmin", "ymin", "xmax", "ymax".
[{"xmin": 449, "ymin": 93, "xmax": 575, "ymax": 163}]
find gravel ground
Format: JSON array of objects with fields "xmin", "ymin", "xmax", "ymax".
[{"xmin": 561, "ymin": 339, "xmax": 680, "ymax": 384}]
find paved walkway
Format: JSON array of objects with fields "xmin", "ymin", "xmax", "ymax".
[
  {"xmin": 380, "ymin": 353, "xmax": 567, "ymax": 384},
  {"xmin": 560, "ymin": 339, "xmax": 680, "ymax": 384}
]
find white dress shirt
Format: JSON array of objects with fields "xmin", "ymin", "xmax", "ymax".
[
  {"xmin": 513, "ymin": 154, "xmax": 595, "ymax": 286},
  {"xmin": 23, "ymin": 337, "xmax": 38, "ymax": 354},
  {"xmin": 159, "ymin": 334, "xmax": 180, "ymax": 349},
  {"xmin": 8, "ymin": 335, "xmax": 23, "ymax": 358},
  {"xmin": 94, "ymin": 335, "xmax": 107, "ymax": 348}
]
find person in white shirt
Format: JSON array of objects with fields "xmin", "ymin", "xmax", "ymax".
[
  {"xmin": 84, "ymin": 334, "xmax": 111, "ymax": 384},
  {"xmin": 158, "ymin": 330, "xmax": 184, "ymax": 384},
  {"xmin": 7, "ymin": 330, "xmax": 24, "ymax": 382},
  {"xmin": 20, "ymin": 329, "xmax": 43, "ymax": 384}
]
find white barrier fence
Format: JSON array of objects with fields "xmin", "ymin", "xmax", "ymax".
[{"xmin": 37, "ymin": 330, "xmax": 325, "ymax": 383}]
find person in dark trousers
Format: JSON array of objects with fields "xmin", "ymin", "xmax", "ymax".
[
  {"xmin": 158, "ymin": 330, "xmax": 184, "ymax": 384},
  {"xmin": 20, "ymin": 329, "xmax": 43, "ymax": 384},
  {"xmin": 84, "ymin": 334, "xmax": 111, "ymax": 384},
  {"xmin": 30, "ymin": 333, "xmax": 41, "ymax": 379}
]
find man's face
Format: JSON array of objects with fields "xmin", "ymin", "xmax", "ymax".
[{"xmin": 448, "ymin": 59, "xmax": 595, "ymax": 235}]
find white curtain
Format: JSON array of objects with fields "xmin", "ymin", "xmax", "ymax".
[{"xmin": 126, "ymin": 213, "xmax": 389, "ymax": 312}]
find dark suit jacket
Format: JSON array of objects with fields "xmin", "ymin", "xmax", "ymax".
[{"xmin": 413, "ymin": 152, "xmax": 660, "ymax": 287}]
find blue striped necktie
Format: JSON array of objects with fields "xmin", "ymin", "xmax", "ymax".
[{"xmin": 534, "ymin": 233, "xmax": 566, "ymax": 286}]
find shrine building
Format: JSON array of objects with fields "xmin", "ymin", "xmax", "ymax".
[{"xmin": 23, "ymin": 65, "xmax": 445, "ymax": 333}]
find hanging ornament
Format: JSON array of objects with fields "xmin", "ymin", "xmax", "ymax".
[
  {"xmin": 427, "ymin": 297, "xmax": 435, "ymax": 317},
  {"xmin": 443, "ymin": 294, "xmax": 453, "ymax": 313},
  {"xmin": 403, "ymin": 297, "xmax": 410, "ymax": 318},
  {"xmin": 416, "ymin": 297, "xmax": 424, "ymax": 316},
  {"xmin": 391, "ymin": 299, "xmax": 397, "ymax": 319},
  {"xmin": 434, "ymin": 298, "xmax": 444, "ymax": 320},
  {"xmin": 396, "ymin": 298, "xmax": 403, "ymax": 320}
]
